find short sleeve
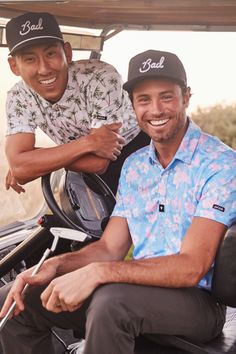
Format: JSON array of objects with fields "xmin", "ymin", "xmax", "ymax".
[
  {"xmin": 88, "ymin": 61, "xmax": 139, "ymax": 144},
  {"xmin": 195, "ymin": 168, "xmax": 236, "ymax": 227},
  {"xmin": 6, "ymin": 84, "xmax": 37, "ymax": 135}
]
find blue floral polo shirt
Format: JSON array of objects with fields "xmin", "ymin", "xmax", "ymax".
[{"xmin": 112, "ymin": 119, "xmax": 236, "ymax": 289}]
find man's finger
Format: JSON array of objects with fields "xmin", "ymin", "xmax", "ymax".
[
  {"xmin": 105, "ymin": 122, "xmax": 122, "ymax": 130},
  {"xmin": 5, "ymin": 170, "xmax": 25, "ymax": 194},
  {"xmin": 40, "ymin": 284, "xmax": 52, "ymax": 308}
]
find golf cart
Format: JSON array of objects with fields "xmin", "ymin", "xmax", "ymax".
[{"xmin": 0, "ymin": 1, "xmax": 235, "ymax": 353}]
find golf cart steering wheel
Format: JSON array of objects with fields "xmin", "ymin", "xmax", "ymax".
[{"xmin": 41, "ymin": 170, "xmax": 116, "ymax": 239}]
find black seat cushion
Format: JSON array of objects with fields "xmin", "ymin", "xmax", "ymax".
[
  {"xmin": 134, "ymin": 307, "xmax": 236, "ymax": 354},
  {"xmin": 202, "ymin": 307, "xmax": 236, "ymax": 353},
  {"xmin": 212, "ymin": 224, "xmax": 236, "ymax": 307}
]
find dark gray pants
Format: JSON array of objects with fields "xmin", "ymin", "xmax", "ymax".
[{"xmin": 0, "ymin": 282, "xmax": 226, "ymax": 354}]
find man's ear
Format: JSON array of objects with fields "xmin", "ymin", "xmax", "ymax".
[
  {"xmin": 63, "ymin": 42, "xmax": 73, "ymax": 64},
  {"xmin": 183, "ymin": 86, "xmax": 191, "ymax": 108},
  {"xmin": 8, "ymin": 56, "xmax": 21, "ymax": 76}
]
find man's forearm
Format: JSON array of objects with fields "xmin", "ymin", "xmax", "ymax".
[
  {"xmin": 94, "ymin": 254, "xmax": 207, "ymax": 289},
  {"xmin": 66, "ymin": 154, "xmax": 110, "ymax": 174},
  {"xmin": 9, "ymin": 136, "xmax": 98, "ymax": 184}
]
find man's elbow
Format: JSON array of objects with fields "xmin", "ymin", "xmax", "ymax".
[
  {"xmin": 11, "ymin": 167, "xmax": 35, "ymax": 185},
  {"xmin": 185, "ymin": 265, "xmax": 208, "ymax": 287},
  {"xmin": 96, "ymin": 160, "xmax": 110, "ymax": 174},
  {"xmin": 68, "ymin": 158, "xmax": 110, "ymax": 175}
]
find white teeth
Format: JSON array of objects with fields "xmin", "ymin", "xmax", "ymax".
[
  {"xmin": 150, "ymin": 118, "xmax": 169, "ymax": 126},
  {"xmin": 40, "ymin": 77, "xmax": 56, "ymax": 85}
]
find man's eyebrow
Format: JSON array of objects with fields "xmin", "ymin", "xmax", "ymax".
[
  {"xmin": 133, "ymin": 93, "xmax": 150, "ymax": 100},
  {"xmin": 159, "ymin": 89, "xmax": 175, "ymax": 95},
  {"xmin": 135, "ymin": 89, "xmax": 174, "ymax": 98}
]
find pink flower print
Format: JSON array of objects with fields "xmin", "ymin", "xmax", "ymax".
[
  {"xmin": 158, "ymin": 182, "xmax": 166, "ymax": 196},
  {"xmin": 126, "ymin": 169, "xmax": 138, "ymax": 183},
  {"xmin": 145, "ymin": 200, "xmax": 157, "ymax": 213},
  {"xmin": 209, "ymin": 151, "xmax": 219, "ymax": 159},
  {"xmin": 123, "ymin": 194, "xmax": 135, "ymax": 206},
  {"xmin": 180, "ymin": 139, "xmax": 188, "ymax": 150},
  {"xmin": 188, "ymin": 138, "xmax": 198, "ymax": 152},
  {"xmin": 201, "ymin": 198, "xmax": 213, "ymax": 209},
  {"xmin": 138, "ymin": 185, "xmax": 149, "ymax": 197},
  {"xmin": 131, "ymin": 232, "xmax": 139, "ymax": 244},
  {"xmin": 209, "ymin": 162, "xmax": 221, "ymax": 172},
  {"xmin": 147, "ymin": 213, "xmax": 158, "ymax": 224},
  {"xmin": 171, "ymin": 198, "xmax": 180, "ymax": 208},
  {"xmin": 146, "ymin": 229, "xmax": 153, "ymax": 239},
  {"xmin": 144, "ymin": 225, "xmax": 154, "ymax": 239},
  {"xmin": 139, "ymin": 162, "xmax": 149, "ymax": 174},
  {"xmin": 173, "ymin": 214, "xmax": 181, "ymax": 224},
  {"xmin": 184, "ymin": 200, "xmax": 196, "ymax": 214},
  {"xmin": 173, "ymin": 168, "xmax": 190, "ymax": 187},
  {"xmin": 132, "ymin": 208, "xmax": 141, "ymax": 217},
  {"xmin": 172, "ymin": 223, "xmax": 179, "ymax": 232},
  {"xmin": 192, "ymin": 155, "xmax": 200, "ymax": 167},
  {"xmin": 200, "ymin": 135, "xmax": 208, "ymax": 144}
]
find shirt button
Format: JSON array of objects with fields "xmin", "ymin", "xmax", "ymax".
[{"xmin": 53, "ymin": 105, "xmax": 60, "ymax": 111}]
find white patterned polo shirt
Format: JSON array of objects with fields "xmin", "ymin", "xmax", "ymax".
[{"xmin": 6, "ymin": 60, "xmax": 140, "ymax": 145}]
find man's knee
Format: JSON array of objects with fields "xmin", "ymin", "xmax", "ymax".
[
  {"xmin": 88, "ymin": 284, "xmax": 127, "ymax": 317},
  {"xmin": 86, "ymin": 283, "xmax": 139, "ymax": 335},
  {"xmin": 0, "ymin": 283, "xmax": 12, "ymax": 308}
]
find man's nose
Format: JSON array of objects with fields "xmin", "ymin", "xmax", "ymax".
[
  {"xmin": 150, "ymin": 100, "xmax": 164, "ymax": 116},
  {"xmin": 37, "ymin": 57, "xmax": 50, "ymax": 74}
]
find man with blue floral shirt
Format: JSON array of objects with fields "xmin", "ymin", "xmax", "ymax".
[
  {"xmin": 4, "ymin": 12, "xmax": 149, "ymax": 195},
  {"xmin": 0, "ymin": 49, "xmax": 236, "ymax": 354}
]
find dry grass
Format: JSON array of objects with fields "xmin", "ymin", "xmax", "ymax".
[{"xmin": 0, "ymin": 132, "xmax": 53, "ymax": 228}]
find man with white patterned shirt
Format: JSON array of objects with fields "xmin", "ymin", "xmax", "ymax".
[
  {"xmin": 4, "ymin": 11, "xmax": 149, "ymax": 195},
  {"xmin": 0, "ymin": 49, "xmax": 236, "ymax": 354}
]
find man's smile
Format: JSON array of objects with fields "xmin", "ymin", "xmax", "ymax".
[
  {"xmin": 39, "ymin": 77, "xmax": 56, "ymax": 85},
  {"xmin": 149, "ymin": 118, "xmax": 170, "ymax": 127}
]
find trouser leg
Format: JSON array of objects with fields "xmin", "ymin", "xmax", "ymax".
[
  {"xmin": 0, "ymin": 283, "xmax": 89, "ymax": 354},
  {"xmin": 84, "ymin": 283, "xmax": 226, "ymax": 354},
  {"xmin": 0, "ymin": 282, "xmax": 226, "ymax": 354}
]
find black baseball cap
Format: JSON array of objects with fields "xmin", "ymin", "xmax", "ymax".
[
  {"xmin": 6, "ymin": 12, "xmax": 64, "ymax": 55},
  {"xmin": 123, "ymin": 50, "xmax": 187, "ymax": 93}
]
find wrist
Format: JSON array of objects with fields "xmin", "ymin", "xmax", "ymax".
[
  {"xmin": 50, "ymin": 254, "xmax": 67, "ymax": 276},
  {"xmin": 82, "ymin": 135, "xmax": 95, "ymax": 154},
  {"xmin": 91, "ymin": 262, "xmax": 111, "ymax": 286}
]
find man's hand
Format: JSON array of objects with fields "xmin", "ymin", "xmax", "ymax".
[
  {"xmin": 90, "ymin": 123, "xmax": 125, "ymax": 161},
  {"xmin": 41, "ymin": 263, "xmax": 101, "ymax": 313},
  {"xmin": 0, "ymin": 260, "xmax": 57, "ymax": 318},
  {"xmin": 5, "ymin": 169, "xmax": 25, "ymax": 194}
]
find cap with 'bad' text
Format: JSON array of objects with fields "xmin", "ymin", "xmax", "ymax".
[
  {"xmin": 6, "ymin": 12, "xmax": 64, "ymax": 55},
  {"xmin": 123, "ymin": 49, "xmax": 187, "ymax": 92}
]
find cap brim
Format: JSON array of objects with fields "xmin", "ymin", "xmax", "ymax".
[{"xmin": 9, "ymin": 37, "xmax": 64, "ymax": 55}]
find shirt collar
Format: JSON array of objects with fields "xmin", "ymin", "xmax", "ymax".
[
  {"xmin": 175, "ymin": 118, "xmax": 201, "ymax": 164},
  {"xmin": 149, "ymin": 118, "xmax": 201, "ymax": 166}
]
